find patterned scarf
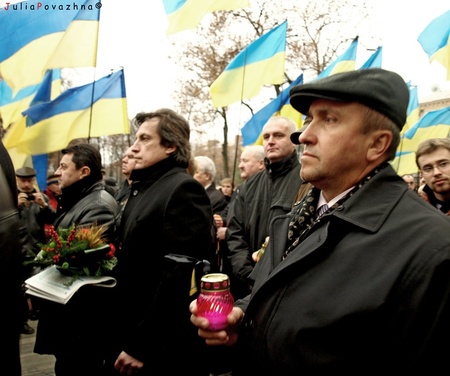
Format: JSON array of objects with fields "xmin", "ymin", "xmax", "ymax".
[{"xmin": 283, "ymin": 162, "xmax": 388, "ymax": 259}]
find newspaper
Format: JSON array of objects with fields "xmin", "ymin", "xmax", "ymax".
[{"xmin": 25, "ymin": 265, "xmax": 117, "ymax": 305}]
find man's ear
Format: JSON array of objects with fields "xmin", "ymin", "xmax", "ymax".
[
  {"xmin": 79, "ymin": 166, "xmax": 91, "ymax": 178},
  {"xmin": 165, "ymin": 146, "xmax": 176, "ymax": 156},
  {"xmin": 367, "ymin": 130, "xmax": 392, "ymax": 162}
]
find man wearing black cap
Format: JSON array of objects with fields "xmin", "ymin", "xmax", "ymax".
[
  {"xmin": 15, "ymin": 166, "xmax": 54, "ymax": 334},
  {"xmin": 190, "ymin": 68, "xmax": 450, "ymax": 373}
]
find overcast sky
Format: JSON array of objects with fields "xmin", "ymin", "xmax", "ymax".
[{"xmin": 370, "ymin": 0, "xmax": 449, "ymax": 97}]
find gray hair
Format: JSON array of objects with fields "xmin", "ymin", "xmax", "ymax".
[{"xmin": 194, "ymin": 156, "xmax": 216, "ymax": 181}]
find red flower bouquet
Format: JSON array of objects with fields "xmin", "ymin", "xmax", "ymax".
[{"xmin": 26, "ymin": 224, "xmax": 117, "ymax": 284}]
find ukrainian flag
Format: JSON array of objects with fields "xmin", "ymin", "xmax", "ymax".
[
  {"xmin": 418, "ymin": 10, "xmax": 450, "ymax": 79},
  {"xmin": 0, "ymin": 70, "xmax": 61, "ymax": 127},
  {"xmin": 240, "ymin": 37, "xmax": 359, "ymax": 146},
  {"xmin": 2, "ymin": 69, "xmax": 61, "ymax": 176},
  {"xmin": 391, "ymin": 151, "xmax": 419, "ymax": 176},
  {"xmin": 359, "ymin": 46, "xmax": 382, "ymax": 69},
  {"xmin": 395, "ymin": 84, "xmax": 421, "ymax": 167},
  {"xmin": 0, "ymin": 0, "xmax": 99, "ymax": 92},
  {"xmin": 241, "ymin": 74, "xmax": 303, "ymax": 146},
  {"xmin": 1, "ymin": 81, "xmax": 39, "ymax": 128},
  {"xmin": 4, "ymin": 69, "xmax": 129, "ymax": 155},
  {"xmin": 315, "ymin": 37, "xmax": 358, "ymax": 79},
  {"xmin": 210, "ymin": 21, "xmax": 287, "ymax": 108},
  {"xmin": 404, "ymin": 107, "xmax": 450, "ymax": 142},
  {"xmin": 393, "ymin": 106, "xmax": 450, "ymax": 175},
  {"xmin": 163, "ymin": 0, "xmax": 249, "ymax": 34},
  {"xmin": 403, "ymin": 84, "xmax": 420, "ymax": 135}
]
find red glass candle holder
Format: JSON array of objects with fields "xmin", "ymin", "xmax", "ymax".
[{"xmin": 197, "ymin": 273, "xmax": 234, "ymax": 330}]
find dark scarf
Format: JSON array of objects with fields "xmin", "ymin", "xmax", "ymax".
[
  {"xmin": 283, "ymin": 162, "xmax": 388, "ymax": 258},
  {"xmin": 263, "ymin": 151, "xmax": 299, "ymax": 181},
  {"xmin": 423, "ymin": 184, "xmax": 450, "ymax": 214}
]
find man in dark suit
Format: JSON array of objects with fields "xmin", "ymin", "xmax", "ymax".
[{"xmin": 110, "ymin": 109, "xmax": 213, "ymax": 375}]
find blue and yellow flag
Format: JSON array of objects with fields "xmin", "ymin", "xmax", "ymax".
[
  {"xmin": 210, "ymin": 21, "xmax": 287, "ymax": 108},
  {"xmin": 417, "ymin": 10, "xmax": 450, "ymax": 79},
  {"xmin": 402, "ymin": 84, "xmax": 420, "ymax": 136},
  {"xmin": 394, "ymin": 84, "xmax": 421, "ymax": 173},
  {"xmin": 391, "ymin": 150, "xmax": 418, "ymax": 176},
  {"xmin": 0, "ymin": 70, "xmax": 61, "ymax": 127},
  {"xmin": 241, "ymin": 74, "xmax": 303, "ymax": 146},
  {"xmin": 4, "ymin": 69, "xmax": 129, "ymax": 155},
  {"xmin": 315, "ymin": 37, "xmax": 358, "ymax": 79},
  {"xmin": 0, "ymin": 0, "xmax": 100, "ymax": 92},
  {"xmin": 404, "ymin": 107, "xmax": 450, "ymax": 141},
  {"xmin": 359, "ymin": 46, "xmax": 382, "ymax": 69},
  {"xmin": 163, "ymin": 0, "xmax": 249, "ymax": 34},
  {"xmin": 240, "ymin": 37, "xmax": 359, "ymax": 146},
  {"xmin": 1, "ymin": 81, "xmax": 40, "ymax": 128},
  {"xmin": 393, "ymin": 106, "xmax": 450, "ymax": 175},
  {"xmin": 2, "ymin": 69, "xmax": 61, "ymax": 178}
]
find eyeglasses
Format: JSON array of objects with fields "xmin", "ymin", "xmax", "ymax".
[{"xmin": 421, "ymin": 160, "xmax": 450, "ymax": 175}]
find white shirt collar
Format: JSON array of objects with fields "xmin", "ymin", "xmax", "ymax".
[{"xmin": 318, "ymin": 186, "xmax": 354, "ymax": 209}]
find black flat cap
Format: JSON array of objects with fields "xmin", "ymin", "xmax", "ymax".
[
  {"xmin": 290, "ymin": 125, "xmax": 307, "ymax": 145},
  {"xmin": 289, "ymin": 68, "xmax": 409, "ymax": 139},
  {"xmin": 104, "ymin": 177, "xmax": 117, "ymax": 187},
  {"xmin": 15, "ymin": 166, "xmax": 37, "ymax": 178},
  {"xmin": 47, "ymin": 174, "xmax": 59, "ymax": 185}
]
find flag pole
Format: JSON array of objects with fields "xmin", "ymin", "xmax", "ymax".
[
  {"xmin": 231, "ymin": 134, "xmax": 240, "ymax": 187},
  {"xmin": 87, "ymin": 0, "xmax": 102, "ymax": 142}
]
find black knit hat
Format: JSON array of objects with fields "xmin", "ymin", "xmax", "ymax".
[{"xmin": 289, "ymin": 68, "xmax": 409, "ymax": 144}]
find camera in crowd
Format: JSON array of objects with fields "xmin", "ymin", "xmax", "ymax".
[{"xmin": 26, "ymin": 194, "xmax": 35, "ymax": 201}]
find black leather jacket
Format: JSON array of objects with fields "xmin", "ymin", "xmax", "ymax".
[{"xmin": 54, "ymin": 177, "xmax": 119, "ymax": 242}]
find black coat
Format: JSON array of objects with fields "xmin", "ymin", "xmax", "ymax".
[
  {"xmin": 234, "ymin": 165, "xmax": 450, "ymax": 374},
  {"xmin": 227, "ymin": 151, "xmax": 301, "ymax": 298},
  {"xmin": 206, "ymin": 181, "xmax": 228, "ymax": 214},
  {"xmin": 0, "ymin": 141, "xmax": 22, "ymax": 376},
  {"xmin": 34, "ymin": 178, "xmax": 120, "ymax": 360},
  {"xmin": 114, "ymin": 157, "xmax": 213, "ymax": 374}
]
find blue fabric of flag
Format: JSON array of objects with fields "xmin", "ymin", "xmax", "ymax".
[
  {"xmin": 316, "ymin": 37, "xmax": 358, "ymax": 79},
  {"xmin": 241, "ymin": 74, "xmax": 303, "ymax": 146},
  {"xmin": 404, "ymin": 107, "xmax": 450, "ymax": 139},
  {"xmin": 4, "ymin": 69, "xmax": 129, "ymax": 155},
  {"xmin": 417, "ymin": 10, "xmax": 450, "ymax": 58},
  {"xmin": 0, "ymin": 0, "xmax": 99, "ymax": 62},
  {"xmin": 210, "ymin": 20, "xmax": 287, "ymax": 107},
  {"xmin": 23, "ymin": 70, "xmax": 126, "ymax": 124},
  {"xmin": 162, "ymin": 0, "xmax": 187, "ymax": 15},
  {"xmin": 359, "ymin": 46, "xmax": 382, "ymax": 69},
  {"xmin": 417, "ymin": 10, "xmax": 450, "ymax": 79},
  {"xmin": 0, "ymin": 0, "xmax": 99, "ymax": 92}
]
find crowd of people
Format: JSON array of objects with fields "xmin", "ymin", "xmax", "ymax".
[{"xmin": 2, "ymin": 68, "xmax": 450, "ymax": 375}]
